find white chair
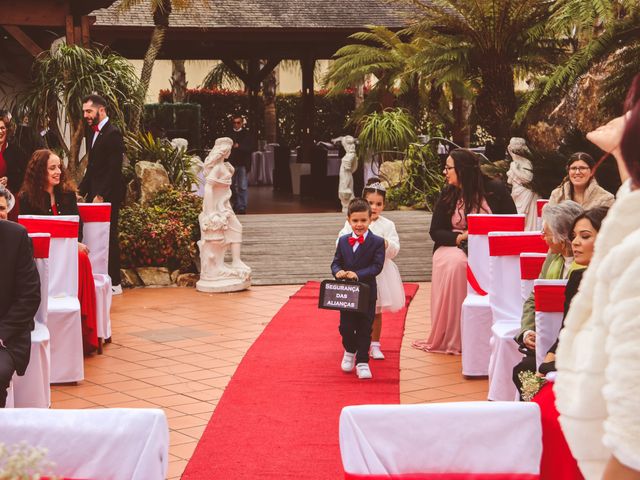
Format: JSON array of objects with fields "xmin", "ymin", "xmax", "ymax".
[
  {"xmin": 520, "ymin": 253, "xmax": 547, "ymax": 302},
  {"xmin": 536, "ymin": 199, "xmax": 549, "ymax": 230},
  {"xmin": 461, "ymin": 214, "xmax": 525, "ymax": 377},
  {"xmin": 78, "ymin": 203, "xmax": 113, "ymax": 346},
  {"xmin": 0, "ymin": 408, "xmax": 169, "ymax": 479},
  {"xmin": 534, "ymin": 279, "xmax": 567, "ymax": 369},
  {"xmin": 340, "ymin": 402, "xmax": 542, "ymax": 478},
  {"xmin": 487, "ymin": 231, "xmax": 548, "ymax": 401},
  {"xmin": 19, "ymin": 215, "xmax": 84, "ymax": 384},
  {"xmin": 12, "ymin": 233, "xmax": 51, "ymax": 408}
]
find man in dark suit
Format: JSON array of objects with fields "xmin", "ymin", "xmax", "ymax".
[
  {"xmin": 228, "ymin": 115, "xmax": 253, "ymax": 214},
  {"xmin": 79, "ymin": 94, "xmax": 125, "ymax": 294},
  {"xmin": 331, "ymin": 198, "xmax": 385, "ymax": 379},
  {"xmin": 0, "ymin": 220, "xmax": 40, "ymax": 407}
]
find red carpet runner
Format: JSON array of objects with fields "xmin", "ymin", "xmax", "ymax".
[{"xmin": 182, "ymin": 281, "xmax": 419, "ymax": 479}]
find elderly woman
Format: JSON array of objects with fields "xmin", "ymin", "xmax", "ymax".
[
  {"xmin": 549, "ymin": 152, "xmax": 614, "ymax": 208},
  {"xmin": 554, "ymin": 74, "xmax": 640, "ymax": 480},
  {"xmin": 0, "ymin": 185, "xmax": 15, "ymax": 221},
  {"xmin": 512, "ymin": 200, "xmax": 584, "ymax": 395}
]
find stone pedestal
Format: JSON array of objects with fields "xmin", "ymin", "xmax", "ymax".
[{"xmin": 196, "ymin": 277, "xmax": 251, "ymax": 293}]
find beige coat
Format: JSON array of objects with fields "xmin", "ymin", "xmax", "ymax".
[
  {"xmin": 554, "ymin": 188, "xmax": 640, "ymax": 479},
  {"xmin": 549, "ymin": 178, "xmax": 615, "ymax": 209}
]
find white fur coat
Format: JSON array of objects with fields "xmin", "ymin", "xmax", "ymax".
[{"xmin": 555, "ymin": 187, "xmax": 640, "ymax": 479}]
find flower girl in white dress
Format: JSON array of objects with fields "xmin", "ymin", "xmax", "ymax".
[{"xmin": 337, "ymin": 178, "xmax": 405, "ymax": 359}]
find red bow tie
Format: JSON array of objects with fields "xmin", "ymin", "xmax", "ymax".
[
  {"xmin": 348, "ymin": 235, "xmax": 364, "ymax": 247},
  {"xmin": 91, "ymin": 125, "xmax": 100, "ymax": 133}
]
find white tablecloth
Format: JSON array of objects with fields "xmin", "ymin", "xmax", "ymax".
[
  {"xmin": 248, "ymin": 150, "xmax": 274, "ymax": 185},
  {"xmin": 0, "ymin": 408, "xmax": 169, "ymax": 480}
]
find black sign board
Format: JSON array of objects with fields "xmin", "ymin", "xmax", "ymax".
[{"xmin": 318, "ymin": 280, "xmax": 371, "ymax": 314}]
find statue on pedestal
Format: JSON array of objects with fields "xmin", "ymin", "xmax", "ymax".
[
  {"xmin": 506, "ymin": 137, "xmax": 539, "ymax": 231},
  {"xmin": 333, "ymin": 135, "xmax": 358, "ymax": 212},
  {"xmin": 196, "ymin": 137, "xmax": 251, "ymax": 293}
]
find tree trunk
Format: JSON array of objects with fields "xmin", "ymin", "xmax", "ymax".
[
  {"xmin": 476, "ymin": 60, "xmax": 516, "ymax": 160},
  {"xmin": 354, "ymin": 78, "xmax": 365, "ymax": 109},
  {"xmin": 171, "ymin": 59, "xmax": 187, "ymax": 103},
  {"xmin": 262, "ymin": 64, "xmax": 277, "ymax": 143},
  {"xmin": 68, "ymin": 118, "xmax": 85, "ymax": 183},
  {"xmin": 451, "ymin": 94, "xmax": 472, "ymax": 147}
]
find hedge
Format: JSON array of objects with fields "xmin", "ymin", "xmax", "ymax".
[
  {"xmin": 158, "ymin": 88, "xmax": 356, "ymax": 150},
  {"xmin": 143, "ymin": 102, "xmax": 202, "ymax": 151}
]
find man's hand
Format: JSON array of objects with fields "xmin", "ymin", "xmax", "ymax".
[
  {"xmin": 93, "ymin": 195, "xmax": 104, "ymax": 203},
  {"xmin": 335, "ymin": 270, "xmax": 347, "ymax": 279},
  {"xmin": 524, "ymin": 331, "xmax": 536, "ymax": 350}
]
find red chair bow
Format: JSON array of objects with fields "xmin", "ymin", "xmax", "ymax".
[{"xmin": 348, "ymin": 235, "xmax": 364, "ymax": 246}]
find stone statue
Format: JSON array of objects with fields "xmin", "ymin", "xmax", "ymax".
[
  {"xmin": 196, "ymin": 137, "xmax": 251, "ymax": 293},
  {"xmin": 506, "ymin": 137, "xmax": 539, "ymax": 231},
  {"xmin": 333, "ymin": 135, "xmax": 358, "ymax": 212},
  {"xmin": 170, "ymin": 138, "xmax": 204, "ymax": 197}
]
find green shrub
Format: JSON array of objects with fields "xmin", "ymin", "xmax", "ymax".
[{"xmin": 119, "ymin": 188, "xmax": 202, "ymax": 271}]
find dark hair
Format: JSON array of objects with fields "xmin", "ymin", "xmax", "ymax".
[
  {"xmin": 363, "ymin": 177, "xmax": 386, "ymax": 200},
  {"xmin": 347, "ymin": 197, "xmax": 371, "ymax": 217},
  {"xmin": 567, "ymin": 152, "xmax": 595, "ymax": 169},
  {"xmin": 571, "ymin": 207, "xmax": 609, "ymax": 237},
  {"xmin": 232, "ymin": 115, "xmax": 243, "ymax": 121},
  {"xmin": 441, "ymin": 148, "xmax": 486, "ymax": 216},
  {"xmin": 621, "ymin": 73, "xmax": 640, "ymax": 185},
  {"xmin": 82, "ymin": 94, "xmax": 107, "ymax": 108},
  {"xmin": 19, "ymin": 149, "xmax": 75, "ymax": 213}
]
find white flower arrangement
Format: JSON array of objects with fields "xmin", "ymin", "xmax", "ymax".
[
  {"xmin": 518, "ymin": 370, "xmax": 546, "ymax": 402},
  {"xmin": 0, "ymin": 442, "xmax": 57, "ymax": 479}
]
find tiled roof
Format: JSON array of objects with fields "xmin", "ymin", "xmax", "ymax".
[{"xmin": 93, "ymin": 0, "xmax": 415, "ymax": 29}]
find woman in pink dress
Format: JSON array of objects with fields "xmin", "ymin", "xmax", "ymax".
[{"xmin": 413, "ymin": 148, "xmax": 516, "ymax": 354}]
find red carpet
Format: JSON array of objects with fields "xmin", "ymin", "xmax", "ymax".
[{"xmin": 182, "ymin": 281, "xmax": 419, "ymax": 479}]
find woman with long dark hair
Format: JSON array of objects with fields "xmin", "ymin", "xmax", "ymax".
[
  {"xmin": 554, "ymin": 74, "xmax": 640, "ymax": 479},
  {"xmin": 19, "ymin": 149, "xmax": 98, "ymax": 354},
  {"xmin": 413, "ymin": 148, "xmax": 516, "ymax": 354}
]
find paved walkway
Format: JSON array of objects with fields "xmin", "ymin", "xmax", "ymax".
[{"xmin": 51, "ymin": 284, "xmax": 487, "ymax": 479}]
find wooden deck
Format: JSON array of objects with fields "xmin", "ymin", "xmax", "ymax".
[{"xmin": 236, "ymin": 210, "xmax": 434, "ymax": 285}]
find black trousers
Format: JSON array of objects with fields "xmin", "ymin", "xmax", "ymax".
[
  {"xmin": 109, "ymin": 203, "xmax": 121, "ymax": 286},
  {"xmin": 513, "ymin": 352, "xmax": 537, "ymax": 400},
  {"xmin": 0, "ymin": 348, "xmax": 16, "ymax": 408},
  {"xmin": 339, "ymin": 310, "xmax": 374, "ymax": 364}
]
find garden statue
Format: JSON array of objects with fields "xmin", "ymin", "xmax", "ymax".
[
  {"xmin": 506, "ymin": 137, "xmax": 539, "ymax": 230},
  {"xmin": 170, "ymin": 138, "xmax": 205, "ymax": 196},
  {"xmin": 333, "ymin": 135, "xmax": 358, "ymax": 212},
  {"xmin": 196, "ymin": 137, "xmax": 251, "ymax": 293}
]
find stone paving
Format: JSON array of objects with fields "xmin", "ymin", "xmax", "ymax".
[{"xmin": 50, "ymin": 283, "xmax": 487, "ymax": 479}]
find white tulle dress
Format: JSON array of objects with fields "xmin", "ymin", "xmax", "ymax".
[{"xmin": 338, "ymin": 215, "xmax": 405, "ymax": 312}]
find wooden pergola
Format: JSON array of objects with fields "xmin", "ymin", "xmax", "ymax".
[{"xmin": 89, "ymin": 0, "xmax": 413, "ymax": 157}]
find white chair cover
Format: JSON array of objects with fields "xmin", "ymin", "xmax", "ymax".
[
  {"xmin": 0, "ymin": 408, "xmax": 169, "ymax": 480},
  {"xmin": 536, "ymin": 199, "xmax": 548, "ymax": 230},
  {"xmin": 534, "ymin": 279, "xmax": 567, "ymax": 369},
  {"xmin": 520, "ymin": 253, "xmax": 547, "ymax": 303},
  {"xmin": 12, "ymin": 234, "xmax": 51, "ymax": 408},
  {"xmin": 78, "ymin": 203, "xmax": 113, "ymax": 340},
  {"xmin": 461, "ymin": 214, "xmax": 525, "ymax": 377},
  {"xmin": 19, "ymin": 215, "xmax": 84, "ymax": 383},
  {"xmin": 339, "ymin": 402, "xmax": 542, "ymax": 479},
  {"xmin": 487, "ymin": 232, "xmax": 548, "ymax": 401}
]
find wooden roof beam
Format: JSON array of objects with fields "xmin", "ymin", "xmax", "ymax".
[{"xmin": 2, "ymin": 25, "xmax": 44, "ymax": 57}]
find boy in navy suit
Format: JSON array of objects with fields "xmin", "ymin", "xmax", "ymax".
[{"xmin": 331, "ymin": 198, "xmax": 385, "ymax": 379}]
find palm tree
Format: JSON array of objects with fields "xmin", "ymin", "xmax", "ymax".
[
  {"xmin": 171, "ymin": 59, "xmax": 188, "ymax": 103},
  {"xmin": 404, "ymin": 0, "xmax": 562, "ymax": 159},
  {"xmin": 517, "ymin": 0, "xmax": 640, "ymax": 121},
  {"xmin": 119, "ymin": 0, "xmax": 194, "ymax": 130},
  {"xmin": 19, "ymin": 44, "xmax": 143, "ymax": 181}
]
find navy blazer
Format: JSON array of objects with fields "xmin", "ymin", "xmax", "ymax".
[{"xmin": 331, "ymin": 231, "xmax": 385, "ymax": 310}]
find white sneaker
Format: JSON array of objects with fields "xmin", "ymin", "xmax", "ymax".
[
  {"xmin": 341, "ymin": 352, "xmax": 356, "ymax": 372},
  {"xmin": 356, "ymin": 363, "xmax": 372, "ymax": 379},
  {"xmin": 370, "ymin": 343, "xmax": 385, "ymax": 360},
  {"xmin": 112, "ymin": 284, "xmax": 123, "ymax": 295}
]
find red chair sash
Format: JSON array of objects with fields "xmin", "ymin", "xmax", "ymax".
[
  {"xmin": 345, "ymin": 473, "xmax": 539, "ymax": 480},
  {"xmin": 30, "ymin": 235, "xmax": 51, "ymax": 259},
  {"xmin": 19, "ymin": 218, "xmax": 78, "ymax": 238},
  {"xmin": 78, "ymin": 204, "xmax": 111, "ymax": 222},
  {"xmin": 468, "ymin": 215, "xmax": 525, "ymax": 235},
  {"xmin": 489, "ymin": 234, "xmax": 548, "ymax": 256},
  {"xmin": 534, "ymin": 285, "xmax": 566, "ymax": 312},
  {"xmin": 467, "ymin": 265, "xmax": 488, "ymax": 296},
  {"xmin": 520, "ymin": 256, "xmax": 546, "ymax": 280},
  {"xmin": 536, "ymin": 200, "xmax": 549, "ymax": 218}
]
